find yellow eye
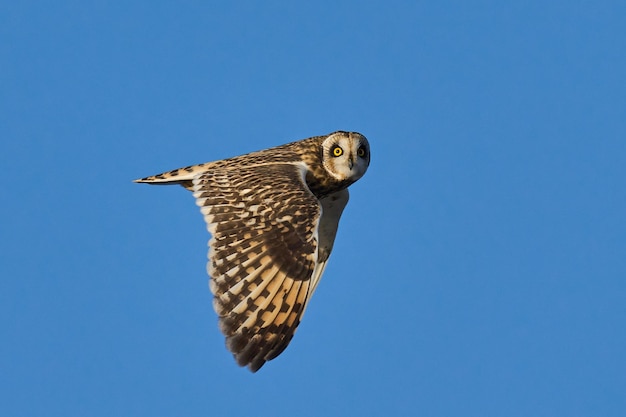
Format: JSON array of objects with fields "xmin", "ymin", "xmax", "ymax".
[
  {"xmin": 332, "ymin": 146, "xmax": 343, "ymax": 157},
  {"xmin": 357, "ymin": 146, "xmax": 367, "ymax": 157}
]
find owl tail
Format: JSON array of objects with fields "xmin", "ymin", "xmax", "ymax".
[{"xmin": 134, "ymin": 163, "xmax": 211, "ymax": 191}]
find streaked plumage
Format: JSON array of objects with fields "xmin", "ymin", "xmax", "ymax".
[{"xmin": 135, "ymin": 131, "xmax": 370, "ymax": 371}]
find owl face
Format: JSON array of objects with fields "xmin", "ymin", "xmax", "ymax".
[{"xmin": 321, "ymin": 132, "xmax": 370, "ymax": 181}]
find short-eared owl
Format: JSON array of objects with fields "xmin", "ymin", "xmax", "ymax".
[{"xmin": 135, "ymin": 131, "xmax": 370, "ymax": 372}]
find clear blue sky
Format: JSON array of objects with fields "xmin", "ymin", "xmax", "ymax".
[{"xmin": 2, "ymin": 1, "xmax": 625, "ymax": 416}]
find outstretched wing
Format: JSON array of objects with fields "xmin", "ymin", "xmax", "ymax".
[{"xmin": 192, "ymin": 162, "xmax": 322, "ymax": 372}]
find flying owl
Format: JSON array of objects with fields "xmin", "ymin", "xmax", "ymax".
[{"xmin": 135, "ymin": 131, "xmax": 370, "ymax": 372}]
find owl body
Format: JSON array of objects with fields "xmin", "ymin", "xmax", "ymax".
[{"xmin": 136, "ymin": 131, "xmax": 370, "ymax": 371}]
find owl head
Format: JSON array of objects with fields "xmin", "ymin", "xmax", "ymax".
[{"xmin": 321, "ymin": 131, "xmax": 370, "ymax": 181}]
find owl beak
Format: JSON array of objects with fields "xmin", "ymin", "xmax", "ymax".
[{"xmin": 348, "ymin": 155, "xmax": 354, "ymax": 170}]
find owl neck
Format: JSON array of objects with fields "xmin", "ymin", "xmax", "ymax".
[{"xmin": 305, "ymin": 171, "xmax": 353, "ymax": 198}]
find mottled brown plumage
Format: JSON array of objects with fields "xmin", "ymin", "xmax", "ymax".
[{"xmin": 135, "ymin": 131, "xmax": 370, "ymax": 371}]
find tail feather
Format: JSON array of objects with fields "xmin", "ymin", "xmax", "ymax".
[{"xmin": 134, "ymin": 162, "xmax": 211, "ymax": 190}]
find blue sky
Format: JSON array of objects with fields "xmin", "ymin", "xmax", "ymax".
[{"xmin": 2, "ymin": 1, "xmax": 625, "ymax": 416}]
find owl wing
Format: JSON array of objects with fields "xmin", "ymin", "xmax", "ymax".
[
  {"xmin": 309, "ymin": 189, "xmax": 349, "ymax": 295},
  {"xmin": 192, "ymin": 162, "xmax": 325, "ymax": 372}
]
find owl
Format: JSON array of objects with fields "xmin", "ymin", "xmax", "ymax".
[{"xmin": 135, "ymin": 131, "xmax": 370, "ymax": 372}]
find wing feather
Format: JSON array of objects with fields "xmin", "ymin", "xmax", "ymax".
[
  {"xmin": 192, "ymin": 162, "xmax": 322, "ymax": 372},
  {"xmin": 309, "ymin": 189, "xmax": 349, "ymax": 295}
]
